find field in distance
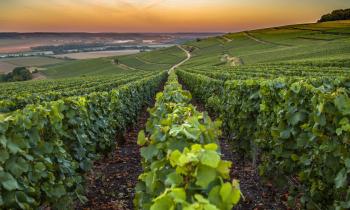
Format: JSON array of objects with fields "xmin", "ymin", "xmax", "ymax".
[{"xmin": 0, "ymin": 56, "xmax": 66, "ymax": 74}]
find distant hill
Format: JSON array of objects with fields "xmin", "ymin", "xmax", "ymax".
[{"xmin": 318, "ymin": 8, "xmax": 350, "ymax": 22}]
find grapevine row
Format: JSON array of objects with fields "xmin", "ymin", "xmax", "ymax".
[
  {"xmin": 0, "ymin": 71, "xmax": 166, "ymax": 209},
  {"xmin": 134, "ymin": 72, "xmax": 240, "ymax": 210},
  {"xmin": 0, "ymin": 71, "xmax": 155, "ymax": 99},
  {"xmin": 0, "ymin": 71, "xmax": 160, "ymax": 112},
  {"xmin": 182, "ymin": 64, "xmax": 350, "ymax": 81},
  {"xmin": 0, "ymin": 73, "xmax": 133, "ymax": 95},
  {"xmin": 177, "ymin": 69, "xmax": 350, "ymax": 209}
]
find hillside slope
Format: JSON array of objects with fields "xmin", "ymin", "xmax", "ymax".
[
  {"xmin": 41, "ymin": 20, "xmax": 350, "ymax": 79},
  {"xmin": 182, "ymin": 20, "xmax": 350, "ymax": 68}
]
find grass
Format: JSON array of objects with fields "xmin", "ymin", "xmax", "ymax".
[
  {"xmin": 0, "ymin": 56, "xmax": 66, "ymax": 73},
  {"xmin": 0, "ymin": 56, "xmax": 65, "ymax": 66}
]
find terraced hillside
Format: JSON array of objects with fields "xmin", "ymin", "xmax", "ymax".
[{"xmin": 181, "ymin": 20, "xmax": 350, "ymax": 67}]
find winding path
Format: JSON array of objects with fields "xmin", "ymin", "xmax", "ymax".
[
  {"xmin": 168, "ymin": 45, "xmax": 191, "ymax": 73},
  {"xmin": 222, "ymin": 36, "xmax": 232, "ymax": 42}
]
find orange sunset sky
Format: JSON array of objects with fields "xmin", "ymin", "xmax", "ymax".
[{"xmin": 0, "ymin": 0, "xmax": 349, "ymax": 32}]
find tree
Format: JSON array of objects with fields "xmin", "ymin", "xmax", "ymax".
[
  {"xmin": 12, "ymin": 67, "xmax": 32, "ymax": 81},
  {"xmin": 0, "ymin": 67, "xmax": 32, "ymax": 82},
  {"xmin": 318, "ymin": 8, "xmax": 350, "ymax": 22}
]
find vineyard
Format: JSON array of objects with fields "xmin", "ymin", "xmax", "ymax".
[
  {"xmin": 135, "ymin": 72, "xmax": 240, "ymax": 209},
  {"xmin": 0, "ymin": 70, "xmax": 167, "ymax": 209},
  {"xmin": 0, "ymin": 20, "xmax": 350, "ymax": 210},
  {"xmin": 177, "ymin": 65, "xmax": 350, "ymax": 209}
]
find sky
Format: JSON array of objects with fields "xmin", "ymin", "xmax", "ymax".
[{"xmin": 0, "ymin": 0, "xmax": 348, "ymax": 32}]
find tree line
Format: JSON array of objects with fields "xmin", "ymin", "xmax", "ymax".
[{"xmin": 318, "ymin": 8, "xmax": 350, "ymax": 22}]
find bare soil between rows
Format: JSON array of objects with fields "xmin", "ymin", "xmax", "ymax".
[{"xmin": 75, "ymin": 104, "xmax": 149, "ymax": 210}]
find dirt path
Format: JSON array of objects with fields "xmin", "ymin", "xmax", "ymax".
[
  {"xmin": 222, "ymin": 36, "xmax": 232, "ymax": 42},
  {"xmin": 169, "ymin": 45, "xmax": 191, "ymax": 73},
  {"xmin": 117, "ymin": 46, "xmax": 191, "ymax": 72},
  {"xmin": 75, "ymin": 105, "xmax": 152, "ymax": 210},
  {"xmin": 221, "ymin": 140, "xmax": 287, "ymax": 210}
]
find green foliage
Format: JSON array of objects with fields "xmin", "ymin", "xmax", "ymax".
[
  {"xmin": 134, "ymin": 72, "xmax": 240, "ymax": 210},
  {"xmin": 177, "ymin": 69, "xmax": 350, "ymax": 209},
  {"xmin": 0, "ymin": 71, "xmax": 159, "ymax": 112},
  {"xmin": 180, "ymin": 64, "xmax": 350, "ymax": 81},
  {"xmin": 0, "ymin": 71, "xmax": 166, "ymax": 209}
]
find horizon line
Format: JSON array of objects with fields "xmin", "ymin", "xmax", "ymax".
[
  {"xmin": 0, "ymin": 31, "xmax": 225, "ymax": 34},
  {"xmin": 0, "ymin": 20, "xmax": 322, "ymax": 35}
]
